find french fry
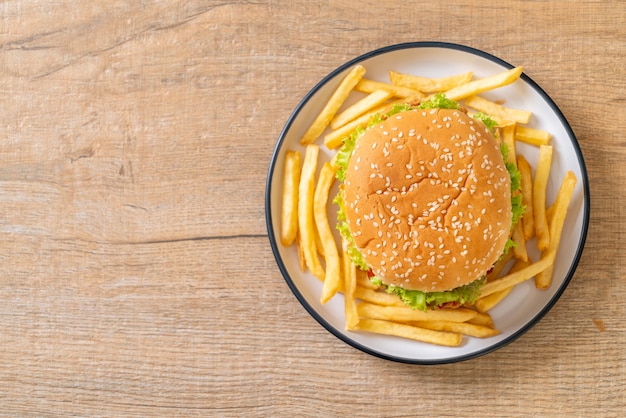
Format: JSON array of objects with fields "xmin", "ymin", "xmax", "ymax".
[
  {"xmin": 549, "ymin": 172, "xmax": 578, "ymax": 241},
  {"xmin": 342, "ymin": 239, "xmax": 359, "ymax": 329},
  {"xmin": 314, "ymin": 223, "xmax": 325, "ymax": 259},
  {"xmin": 476, "ymin": 289, "xmax": 513, "ymax": 313},
  {"xmin": 465, "ymin": 95, "xmax": 532, "ymax": 124},
  {"xmin": 511, "ymin": 223, "xmax": 528, "ymax": 262},
  {"xmin": 441, "ymin": 66, "xmax": 523, "ymax": 101},
  {"xmin": 280, "ymin": 150, "xmax": 301, "ymax": 246},
  {"xmin": 475, "ymin": 258, "xmax": 532, "ymax": 312},
  {"xmin": 480, "ymin": 251, "xmax": 556, "ymax": 298},
  {"xmin": 324, "ymin": 105, "xmax": 381, "ymax": 149},
  {"xmin": 356, "ymin": 268, "xmax": 379, "ymax": 290},
  {"xmin": 535, "ymin": 171, "xmax": 577, "ymax": 289},
  {"xmin": 331, "ymin": 89, "xmax": 392, "ymax": 130},
  {"xmin": 357, "ymin": 302, "xmax": 478, "ymax": 323},
  {"xmin": 466, "ymin": 311, "xmax": 495, "ymax": 328},
  {"xmin": 314, "ymin": 163, "xmax": 341, "ymax": 304},
  {"xmin": 518, "ymin": 154, "xmax": 535, "ymax": 240},
  {"xmin": 355, "ymin": 286, "xmax": 404, "ymax": 307},
  {"xmin": 355, "ymin": 318, "xmax": 462, "ymax": 347},
  {"xmin": 486, "ymin": 252, "xmax": 514, "ymax": 281},
  {"xmin": 545, "ymin": 202, "xmax": 555, "ymax": 224},
  {"xmin": 300, "ymin": 65, "xmax": 366, "ymax": 145},
  {"xmin": 533, "ymin": 145, "xmax": 553, "ymax": 251},
  {"xmin": 354, "ymin": 78, "xmax": 425, "ymax": 99},
  {"xmin": 466, "ymin": 111, "xmax": 514, "ymax": 129},
  {"xmin": 411, "ymin": 320, "xmax": 500, "ymax": 338},
  {"xmin": 501, "ymin": 125, "xmax": 517, "ymax": 165},
  {"xmin": 515, "ymin": 125, "xmax": 551, "ymax": 146},
  {"xmin": 491, "ymin": 116, "xmax": 516, "ymax": 128},
  {"xmin": 297, "ymin": 144, "xmax": 325, "ymax": 280},
  {"xmin": 389, "ymin": 70, "xmax": 473, "ymax": 93},
  {"xmin": 324, "ymin": 94, "xmax": 423, "ymax": 149},
  {"xmin": 295, "ymin": 230, "xmax": 306, "ymax": 272}
]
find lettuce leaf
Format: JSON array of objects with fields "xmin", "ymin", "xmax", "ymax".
[
  {"xmin": 417, "ymin": 93, "xmax": 460, "ymax": 110},
  {"xmin": 333, "ymin": 192, "xmax": 369, "ymax": 270},
  {"xmin": 473, "ymin": 112, "xmax": 498, "ymax": 132},
  {"xmin": 371, "ymin": 276, "xmax": 486, "ymax": 312},
  {"xmin": 510, "ymin": 192, "xmax": 525, "ymax": 227},
  {"xmin": 501, "ymin": 143, "xmax": 526, "ymax": 228},
  {"xmin": 335, "ymin": 126, "xmax": 362, "ymax": 182},
  {"xmin": 385, "ymin": 102, "xmax": 415, "ymax": 117}
]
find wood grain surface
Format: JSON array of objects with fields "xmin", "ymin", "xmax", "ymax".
[{"xmin": 0, "ymin": 1, "xmax": 624, "ymax": 416}]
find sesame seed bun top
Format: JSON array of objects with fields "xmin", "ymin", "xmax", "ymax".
[{"xmin": 343, "ymin": 108, "xmax": 512, "ymax": 292}]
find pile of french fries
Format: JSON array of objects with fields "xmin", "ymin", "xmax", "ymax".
[{"xmin": 279, "ymin": 63, "xmax": 577, "ymax": 347}]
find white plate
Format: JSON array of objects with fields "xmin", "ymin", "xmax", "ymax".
[{"xmin": 265, "ymin": 42, "xmax": 589, "ymax": 364}]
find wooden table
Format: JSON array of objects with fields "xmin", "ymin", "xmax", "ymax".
[{"xmin": 0, "ymin": 1, "xmax": 623, "ymax": 416}]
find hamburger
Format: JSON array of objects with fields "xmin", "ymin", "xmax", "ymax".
[{"xmin": 334, "ymin": 94, "xmax": 523, "ymax": 311}]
